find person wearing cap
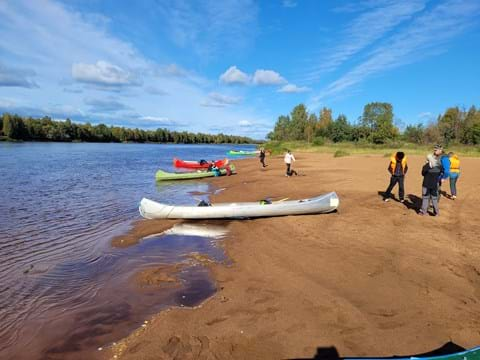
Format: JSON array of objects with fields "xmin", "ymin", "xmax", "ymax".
[
  {"xmin": 383, "ymin": 151, "xmax": 408, "ymax": 202},
  {"xmin": 447, "ymin": 152, "xmax": 461, "ymax": 199},
  {"xmin": 419, "ymin": 146, "xmax": 444, "ymax": 216}
]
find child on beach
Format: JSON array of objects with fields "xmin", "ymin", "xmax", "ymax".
[
  {"xmin": 284, "ymin": 150, "xmax": 297, "ymax": 176},
  {"xmin": 383, "ymin": 151, "xmax": 408, "ymax": 202},
  {"xmin": 419, "ymin": 150, "xmax": 444, "ymax": 216},
  {"xmin": 209, "ymin": 161, "xmax": 221, "ymax": 176},
  {"xmin": 448, "ymin": 152, "xmax": 460, "ymax": 199}
]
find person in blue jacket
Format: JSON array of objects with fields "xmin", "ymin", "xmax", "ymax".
[{"xmin": 438, "ymin": 147, "xmax": 450, "ymax": 200}]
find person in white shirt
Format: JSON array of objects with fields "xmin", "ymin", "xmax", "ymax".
[{"xmin": 284, "ymin": 150, "xmax": 297, "ymax": 176}]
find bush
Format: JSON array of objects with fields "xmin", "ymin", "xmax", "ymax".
[
  {"xmin": 334, "ymin": 150, "xmax": 350, "ymax": 157},
  {"xmin": 312, "ymin": 136, "xmax": 325, "ymax": 146}
]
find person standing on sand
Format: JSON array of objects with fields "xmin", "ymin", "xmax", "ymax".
[
  {"xmin": 284, "ymin": 150, "xmax": 297, "ymax": 176},
  {"xmin": 438, "ymin": 148, "xmax": 450, "ymax": 200},
  {"xmin": 448, "ymin": 152, "xmax": 461, "ymax": 199},
  {"xmin": 419, "ymin": 150, "xmax": 444, "ymax": 216},
  {"xmin": 383, "ymin": 151, "xmax": 408, "ymax": 202},
  {"xmin": 259, "ymin": 148, "xmax": 267, "ymax": 168}
]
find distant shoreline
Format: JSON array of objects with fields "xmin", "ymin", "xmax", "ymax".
[{"xmin": 0, "ymin": 138, "xmax": 262, "ymax": 145}]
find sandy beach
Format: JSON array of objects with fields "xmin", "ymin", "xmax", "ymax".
[{"xmin": 108, "ymin": 152, "xmax": 480, "ymax": 359}]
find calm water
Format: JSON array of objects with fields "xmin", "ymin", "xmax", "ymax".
[{"xmin": 0, "ymin": 142, "xmax": 254, "ymax": 359}]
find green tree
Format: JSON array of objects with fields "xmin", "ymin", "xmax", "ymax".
[
  {"xmin": 3, "ymin": 113, "xmax": 12, "ymax": 138},
  {"xmin": 403, "ymin": 124, "xmax": 424, "ymax": 144},
  {"xmin": 305, "ymin": 113, "xmax": 318, "ymax": 143},
  {"xmin": 328, "ymin": 114, "xmax": 352, "ymax": 142},
  {"xmin": 268, "ymin": 115, "xmax": 291, "ymax": 141},
  {"xmin": 3, "ymin": 113, "xmax": 27, "ymax": 139},
  {"xmin": 423, "ymin": 123, "xmax": 442, "ymax": 144},
  {"xmin": 438, "ymin": 107, "xmax": 463, "ymax": 144},
  {"xmin": 289, "ymin": 104, "xmax": 308, "ymax": 140},
  {"xmin": 316, "ymin": 107, "xmax": 333, "ymax": 137},
  {"xmin": 460, "ymin": 106, "xmax": 480, "ymax": 144},
  {"xmin": 361, "ymin": 102, "xmax": 397, "ymax": 144}
]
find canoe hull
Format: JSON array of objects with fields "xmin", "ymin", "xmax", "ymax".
[
  {"xmin": 139, "ymin": 192, "xmax": 339, "ymax": 219},
  {"xmin": 346, "ymin": 346, "xmax": 480, "ymax": 360},
  {"xmin": 155, "ymin": 164, "xmax": 236, "ymax": 181},
  {"xmin": 173, "ymin": 158, "xmax": 229, "ymax": 169},
  {"xmin": 227, "ymin": 150, "xmax": 259, "ymax": 156}
]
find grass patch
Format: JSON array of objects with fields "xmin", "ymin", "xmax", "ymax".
[
  {"xmin": 334, "ymin": 150, "xmax": 350, "ymax": 157},
  {"xmin": 263, "ymin": 140, "xmax": 480, "ymax": 157}
]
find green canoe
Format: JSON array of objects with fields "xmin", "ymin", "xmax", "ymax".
[
  {"xmin": 347, "ymin": 346, "xmax": 480, "ymax": 360},
  {"xmin": 155, "ymin": 164, "xmax": 236, "ymax": 181},
  {"xmin": 227, "ymin": 150, "xmax": 259, "ymax": 156}
]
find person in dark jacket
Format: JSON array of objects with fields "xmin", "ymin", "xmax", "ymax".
[
  {"xmin": 383, "ymin": 151, "xmax": 408, "ymax": 202},
  {"xmin": 259, "ymin": 148, "xmax": 267, "ymax": 168},
  {"xmin": 419, "ymin": 153, "xmax": 444, "ymax": 216}
]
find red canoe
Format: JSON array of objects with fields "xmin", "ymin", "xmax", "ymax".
[{"xmin": 173, "ymin": 158, "xmax": 229, "ymax": 169}]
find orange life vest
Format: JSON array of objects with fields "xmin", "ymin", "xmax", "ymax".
[
  {"xmin": 450, "ymin": 154, "xmax": 460, "ymax": 173},
  {"xmin": 390, "ymin": 154, "xmax": 407, "ymax": 174}
]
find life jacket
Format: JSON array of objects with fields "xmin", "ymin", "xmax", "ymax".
[
  {"xmin": 450, "ymin": 154, "xmax": 460, "ymax": 173},
  {"xmin": 390, "ymin": 154, "xmax": 407, "ymax": 174}
]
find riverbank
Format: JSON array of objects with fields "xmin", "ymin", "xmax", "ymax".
[{"xmin": 109, "ymin": 152, "xmax": 480, "ymax": 359}]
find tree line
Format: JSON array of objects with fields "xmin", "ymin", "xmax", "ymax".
[
  {"xmin": 0, "ymin": 113, "xmax": 254, "ymax": 144},
  {"xmin": 268, "ymin": 103, "xmax": 480, "ymax": 145}
]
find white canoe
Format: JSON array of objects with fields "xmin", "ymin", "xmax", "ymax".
[{"xmin": 139, "ymin": 192, "xmax": 339, "ymax": 220}]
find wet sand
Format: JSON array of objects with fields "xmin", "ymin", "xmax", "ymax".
[{"xmin": 109, "ymin": 152, "xmax": 480, "ymax": 359}]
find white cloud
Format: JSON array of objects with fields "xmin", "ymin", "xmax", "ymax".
[
  {"xmin": 0, "ymin": 0, "xmax": 271, "ymax": 137},
  {"xmin": 201, "ymin": 92, "xmax": 242, "ymax": 107},
  {"xmin": 72, "ymin": 61, "xmax": 141, "ymax": 87},
  {"xmin": 219, "ymin": 66, "xmax": 251, "ymax": 85},
  {"xmin": 0, "ymin": 63, "xmax": 38, "ymax": 88},
  {"xmin": 305, "ymin": 0, "xmax": 426, "ymax": 81},
  {"xmin": 310, "ymin": 0, "xmax": 480, "ymax": 105},
  {"xmin": 239, "ymin": 120, "xmax": 252, "ymax": 127},
  {"xmin": 253, "ymin": 69, "xmax": 286, "ymax": 85},
  {"xmin": 278, "ymin": 84, "xmax": 310, "ymax": 93},
  {"xmin": 145, "ymin": 86, "xmax": 168, "ymax": 95},
  {"xmin": 157, "ymin": 0, "xmax": 258, "ymax": 58},
  {"xmin": 84, "ymin": 97, "xmax": 129, "ymax": 112},
  {"xmin": 418, "ymin": 111, "xmax": 433, "ymax": 120},
  {"xmin": 138, "ymin": 116, "xmax": 183, "ymax": 127},
  {"xmin": 163, "ymin": 63, "xmax": 188, "ymax": 77}
]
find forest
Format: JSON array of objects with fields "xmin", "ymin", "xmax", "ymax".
[
  {"xmin": 268, "ymin": 103, "xmax": 480, "ymax": 146},
  {"xmin": 0, "ymin": 113, "xmax": 254, "ymax": 144}
]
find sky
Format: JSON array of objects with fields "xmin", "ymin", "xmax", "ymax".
[{"xmin": 0, "ymin": 0, "xmax": 479, "ymax": 139}]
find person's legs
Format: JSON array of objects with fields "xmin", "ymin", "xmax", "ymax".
[
  {"xmin": 420, "ymin": 187, "xmax": 430, "ymax": 214},
  {"xmin": 398, "ymin": 176, "xmax": 405, "ymax": 201},
  {"xmin": 450, "ymin": 176, "xmax": 458, "ymax": 198},
  {"xmin": 286, "ymin": 163, "xmax": 290, "ymax": 176},
  {"xmin": 438, "ymin": 180, "xmax": 443, "ymax": 202},
  {"xmin": 384, "ymin": 176, "xmax": 398, "ymax": 200},
  {"xmin": 431, "ymin": 189, "xmax": 440, "ymax": 215}
]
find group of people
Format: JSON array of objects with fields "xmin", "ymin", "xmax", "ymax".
[{"xmin": 383, "ymin": 144, "xmax": 461, "ymax": 216}]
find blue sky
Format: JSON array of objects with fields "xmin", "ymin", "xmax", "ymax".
[{"xmin": 0, "ymin": 0, "xmax": 479, "ymax": 139}]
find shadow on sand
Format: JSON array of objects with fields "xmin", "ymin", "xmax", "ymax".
[{"xmin": 377, "ymin": 191, "xmax": 422, "ymax": 214}]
